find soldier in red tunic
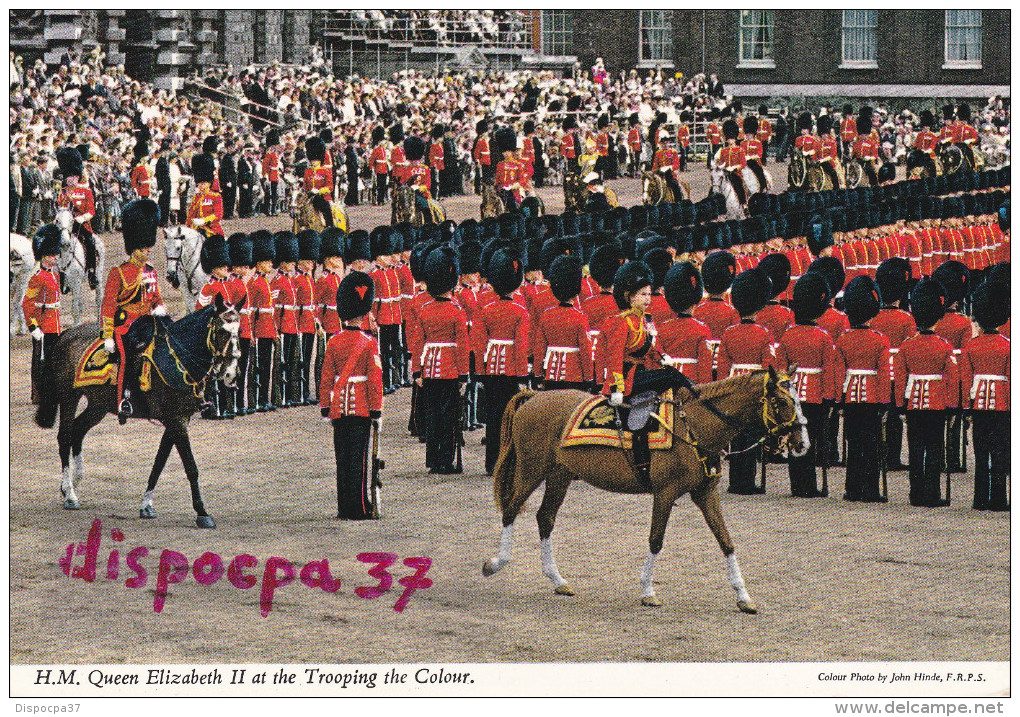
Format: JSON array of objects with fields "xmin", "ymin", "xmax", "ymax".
[
  {"xmin": 130, "ymin": 137, "xmax": 153, "ymax": 199},
  {"xmin": 370, "ymin": 227, "xmax": 404, "ymax": 395},
  {"xmin": 304, "ymin": 136, "xmax": 335, "ymax": 229},
  {"xmin": 23, "ymin": 225, "xmax": 63, "ymax": 403},
  {"xmin": 834, "ymin": 277, "xmax": 892, "ymax": 502},
  {"xmin": 584, "ymin": 243, "xmax": 626, "ymax": 388},
  {"xmin": 872, "ymin": 258, "xmax": 918, "ymax": 470},
  {"xmin": 262, "ymin": 128, "xmax": 282, "ymax": 216},
  {"xmin": 472, "ymin": 119, "xmax": 493, "ymax": 194},
  {"xmin": 676, "ymin": 111, "xmax": 692, "ymax": 171},
  {"xmin": 658, "ymin": 261, "xmax": 713, "ymax": 386},
  {"xmin": 852, "ymin": 106, "xmax": 880, "ymax": 187},
  {"xmin": 196, "ymin": 235, "xmax": 234, "ymax": 419},
  {"xmin": 839, "ymin": 104, "xmax": 857, "ymax": 160},
  {"xmin": 294, "ymin": 230, "xmax": 321, "ymax": 405},
  {"xmin": 627, "ymin": 113, "xmax": 643, "ymax": 177},
  {"xmin": 651, "ymin": 132, "xmax": 684, "ymax": 205},
  {"xmin": 815, "ymin": 114, "xmax": 842, "ymax": 190},
  {"xmin": 954, "ymin": 103, "xmax": 980, "ymax": 171},
  {"xmin": 248, "ymin": 230, "xmax": 278, "ymax": 412},
  {"xmin": 705, "ymin": 109, "xmax": 723, "ymax": 169},
  {"xmin": 187, "ymin": 154, "xmax": 224, "ymax": 238},
  {"xmin": 429, "ymin": 124, "xmax": 446, "ymax": 199},
  {"xmin": 756, "ymin": 253, "xmax": 794, "ymax": 344},
  {"xmin": 395, "ymin": 135, "xmax": 434, "ymax": 223},
  {"xmin": 493, "ymin": 127, "xmax": 521, "ymax": 211},
  {"xmin": 320, "ymin": 271, "xmax": 384, "ymax": 520},
  {"xmin": 717, "ymin": 120, "xmax": 747, "ymax": 208},
  {"xmin": 101, "ymin": 199, "xmax": 166, "ymax": 421},
  {"xmin": 894, "ymin": 279, "xmax": 960, "ymax": 507},
  {"xmin": 227, "ymin": 233, "xmax": 254, "ymax": 415},
  {"xmin": 962, "ymin": 280, "xmax": 1010, "ymax": 511},
  {"xmin": 535, "ymin": 254, "xmax": 593, "ymax": 391},
  {"xmin": 793, "ymin": 112, "xmax": 818, "ymax": 170},
  {"xmin": 594, "ymin": 114, "xmax": 612, "ymax": 179},
  {"xmin": 272, "ymin": 231, "xmax": 301, "ymax": 407},
  {"xmin": 369, "ymin": 125, "xmax": 390, "ymax": 205},
  {"xmin": 756, "ymin": 105, "xmax": 773, "ymax": 165},
  {"xmin": 932, "ymin": 260, "xmax": 972, "ymax": 473},
  {"xmin": 909, "ymin": 110, "xmax": 940, "ymax": 179},
  {"xmin": 775, "ymin": 272, "xmax": 838, "ymax": 497},
  {"xmin": 642, "ymin": 247, "xmax": 674, "ymax": 327},
  {"xmin": 417, "ymin": 245, "xmax": 470, "ymax": 474},
  {"xmin": 741, "ymin": 115, "xmax": 767, "ymax": 190},
  {"xmin": 692, "ymin": 250, "xmax": 739, "ymax": 380},
  {"xmin": 718, "ymin": 268, "xmax": 776, "ymax": 494},
  {"xmin": 56, "ymin": 146, "xmax": 99, "ymax": 289},
  {"xmin": 404, "ymin": 239, "xmax": 439, "ymax": 439},
  {"xmin": 455, "ymin": 239, "xmax": 484, "ymax": 430}
]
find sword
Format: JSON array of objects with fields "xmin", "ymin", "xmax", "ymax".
[{"xmin": 370, "ymin": 417, "xmax": 384, "ymax": 519}]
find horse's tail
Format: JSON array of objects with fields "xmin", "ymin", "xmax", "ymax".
[
  {"xmin": 492, "ymin": 389, "xmax": 535, "ymax": 511},
  {"xmin": 34, "ymin": 349, "xmax": 59, "ymax": 429}
]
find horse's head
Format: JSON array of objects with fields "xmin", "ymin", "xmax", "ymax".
[
  {"xmin": 54, "ymin": 207, "xmax": 74, "ymax": 235},
  {"xmin": 207, "ymin": 294, "xmax": 242, "ymax": 387},
  {"xmin": 762, "ymin": 366, "xmax": 810, "ymax": 458},
  {"xmin": 163, "ymin": 227, "xmax": 182, "ymax": 289}
]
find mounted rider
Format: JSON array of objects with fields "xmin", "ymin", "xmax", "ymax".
[
  {"xmin": 852, "ymin": 106, "xmax": 881, "ymax": 187},
  {"xmin": 187, "ymin": 153, "xmax": 224, "ymax": 238},
  {"xmin": 651, "ymin": 130, "xmax": 684, "ymax": 202},
  {"xmin": 953, "ymin": 103, "xmax": 981, "ymax": 170},
  {"xmin": 196, "ymin": 235, "xmax": 233, "ymax": 419},
  {"xmin": 493, "ymin": 126, "xmax": 522, "ymax": 212},
  {"xmin": 395, "ymin": 134, "xmax": 435, "ymax": 223},
  {"xmin": 56, "ymin": 146, "xmax": 99, "ymax": 289},
  {"xmin": 909, "ymin": 110, "xmax": 940, "ymax": 178},
  {"xmin": 741, "ymin": 115, "xmax": 768, "ymax": 191},
  {"xmin": 815, "ymin": 114, "xmax": 842, "ymax": 189},
  {"xmin": 304, "ymin": 135, "xmax": 335, "ymax": 229},
  {"xmin": 716, "ymin": 119, "xmax": 748, "ymax": 208},
  {"xmin": 101, "ymin": 198, "xmax": 167, "ymax": 422}
]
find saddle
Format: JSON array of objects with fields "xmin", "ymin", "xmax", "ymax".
[{"xmin": 560, "ymin": 390, "xmax": 674, "ymax": 451}]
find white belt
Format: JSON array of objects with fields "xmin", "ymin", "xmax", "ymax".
[
  {"xmin": 484, "ymin": 338, "xmax": 513, "ymax": 363},
  {"xmin": 281, "ymin": 305, "xmax": 298, "ymax": 311},
  {"xmin": 36, "ymin": 302, "xmax": 61, "ymax": 309},
  {"xmin": 843, "ymin": 368, "xmax": 877, "ymax": 393},
  {"xmin": 378, "ymin": 296, "xmax": 401, "ymax": 303},
  {"xmin": 905, "ymin": 374, "xmax": 942, "ymax": 399},
  {"xmin": 706, "ymin": 339, "xmax": 721, "ymax": 350},
  {"xmin": 729, "ymin": 363, "xmax": 761, "ymax": 377},
  {"xmin": 795, "ymin": 367, "xmax": 822, "ymax": 375},
  {"xmin": 347, "ymin": 376, "xmax": 367, "ymax": 384},
  {"xmin": 663, "ymin": 356, "xmax": 698, "ymax": 367},
  {"xmin": 257, "ymin": 308, "xmax": 274, "ymax": 314},
  {"xmin": 301, "ymin": 305, "xmax": 316, "ymax": 311},
  {"xmin": 952, "ymin": 349, "xmax": 961, "ymax": 356},
  {"xmin": 543, "ymin": 346, "xmax": 579, "ymax": 371},
  {"xmin": 971, "ymin": 374, "xmax": 1007, "ymax": 399},
  {"xmin": 239, "ymin": 308, "xmax": 253, "ymax": 315},
  {"xmin": 888, "ymin": 348, "xmax": 899, "ymax": 354}
]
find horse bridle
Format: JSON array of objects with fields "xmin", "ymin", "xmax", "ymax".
[
  {"xmin": 165, "ymin": 228, "xmax": 203, "ymax": 296},
  {"xmin": 161, "ymin": 314, "xmax": 240, "ymax": 396}
]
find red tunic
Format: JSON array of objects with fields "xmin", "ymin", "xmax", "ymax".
[
  {"xmin": 527, "ymin": 284, "xmax": 560, "ymax": 358},
  {"xmin": 404, "ymin": 289, "xmax": 433, "ymax": 375},
  {"xmin": 706, "ymin": 123, "xmax": 723, "ymax": 147},
  {"xmin": 840, "ymin": 117, "xmax": 857, "ymax": 144},
  {"xmin": 59, "ymin": 186, "xmax": 95, "ymax": 233},
  {"xmin": 416, "ymin": 297, "xmax": 469, "ymax": 379},
  {"xmin": 390, "ymin": 145, "xmax": 408, "ymax": 176},
  {"xmin": 794, "ymin": 134, "xmax": 818, "ymax": 157},
  {"xmin": 933, "ymin": 310, "xmax": 973, "ymax": 353},
  {"xmin": 834, "ymin": 328, "xmax": 892, "ymax": 404},
  {"xmin": 817, "ymin": 307, "xmax": 850, "ymax": 342},
  {"xmin": 583, "ymin": 291, "xmax": 621, "ymax": 385},
  {"xmin": 131, "ymin": 164, "xmax": 152, "ymax": 198},
  {"xmin": 472, "ymin": 297, "xmax": 530, "ymax": 377},
  {"xmin": 960, "ymin": 333, "xmax": 1010, "ymax": 411},
  {"xmin": 371, "ymin": 266, "xmax": 403, "ymax": 326},
  {"xmin": 394, "ymin": 162, "xmax": 432, "ymax": 199},
  {"xmin": 741, "ymin": 137, "xmax": 764, "ymax": 162},
  {"xmin": 600, "ymin": 310, "xmax": 662, "ymax": 396},
  {"xmin": 262, "ymin": 150, "xmax": 281, "ymax": 182},
  {"xmin": 247, "ymin": 272, "xmax": 278, "ymax": 339},
  {"xmin": 893, "ymin": 331, "xmax": 960, "ymax": 411},
  {"xmin": 195, "ymin": 277, "xmax": 232, "ymax": 312},
  {"xmin": 692, "ymin": 297, "xmax": 740, "ymax": 339},
  {"xmin": 628, "ymin": 127, "xmax": 642, "ymax": 154},
  {"xmin": 853, "ymin": 134, "xmax": 880, "ymax": 162},
  {"xmin": 718, "ymin": 145, "xmax": 747, "ymax": 171},
  {"xmin": 371, "ymin": 144, "xmax": 390, "ymax": 175},
  {"xmin": 559, "ymin": 134, "xmax": 575, "ymax": 160},
  {"xmin": 871, "ymin": 307, "xmax": 917, "ymax": 387},
  {"xmin": 271, "ymin": 272, "xmax": 298, "ymax": 335},
  {"xmin": 293, "ymin": 271, "xmax": 317, "ymax": 334},
  {"xmin": 534, "ymin": 304, "xmax": 593, "ymax": 383},
  {"xmin": 717, "ymin": 321, "xmax": 776, "ymax": 380},
  {"xmin": 914, "ymin": 129, "xmax": 939, "ymax": 155},
  {"xmin": 521, "ymin": 137, "xmax": 536, "ymax": 168},
  {"xmin": 227, "ymin": 275, "xmax": 251, "ymax": 340},
  {"xmin": 315, "ymin": 271, "xmax": 342, "ymax": 336},
  {"xmin": 757, "ymin": 302, "xmax": 794, "ymax": 344},
  {"xmin": 473, "ymin": 136, "xmax": 491, "ymax": 166},
  {"xmin": 22, "ymin": 268, "xmax": 62, "ymax": 334},
  {"xmin": 647, "ymin": 293, "xmax": 672, "ymax": 327},
  {"xmin": 429, "ymin": 141, "xmax": 445, "ymax": 171},
  {"xmin": 304, "ymin": 164, "xmax": 333, "ymax": 202},
  {"xmin": 652, "ymin": 148, "xmax": 680, "ymax": 173},
  {"xmin": 775, "ymin": 324, "xmax": 839, "ymax": 404},
  {"xmin": 101, "ymin": 259, "xmax": 164, "ymax": 339},
  {"xmin": 676, "ymin": 124, "xmax": 690, "ymax": 149},
  {"xmin": 757, "ymin": 117, "xmax": 772, "ymax": 144},
  {"xmin": 657, "ymin": 314, "xmax": 713, "ymax": 385},
  {"xmin": 319, "ymin": 328, "xmax": 384, "ymax": 419},
  {"xmin": 186, "ymin": 188, "xmax": 224, "ymax": 238}
]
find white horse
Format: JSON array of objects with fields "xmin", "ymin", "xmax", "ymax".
[
  {"xmin": 710, "ymin": 166, "xmax": 747, "ymax": 221},
  {"xmin": 164, "ymin": 225, "xmax": 208, "ymax": 314},
  {"xmin": 10, "ymin": 232, "xmax": 35, "ymax": 336},
  {"xmin": 54, "ymin": 208, "xmax": 105, "ymax": 325}
]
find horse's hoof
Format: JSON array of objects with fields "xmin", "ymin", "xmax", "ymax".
[
  {"xmin": 139, "ymin": 506, "xmax": 157, "ymax": 519},
  {"xmin": 554, "ymin": 584, "xmax": 576, "ymax": 596},
  {"xmin": 63, "ymin": 498, "xmax": 81, "ymax": 511},
  {"xmin": 482, "ymin": 559, "xmax": 498, "ymax": 577},
  {"xmin": 738, "ymin": 600, "xmax": 758, "ymax": 614},
  {"xmin": 196, "ymin": 515, "xmax": 217, "ymax": 529},
  {"xmin": 641, "ymin": 595, "xmax": 662, "ymax": 607}
]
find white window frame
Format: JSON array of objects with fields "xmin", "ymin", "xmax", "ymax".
[
  {"xmin": 540, "ymin": 10, "xmax": 573, "ymax": 57},
  {"xmin": 638, "ymin": 10, "xmax": 674, "ymax": 67},
  {"xmin": 943, "ymin": 10, "xmax": 982, "ymax": 69},
  {"xmin": 737, "ymin": 10, "xmax": 775, "ymax": 69},
  {"xmin": 840, "ymin": 10, "xmax": 878, "ymax": 69}
]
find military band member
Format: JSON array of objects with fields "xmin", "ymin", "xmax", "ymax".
[
  {"xmin": 196, "ymin": 235, "xmax": 234, "ymax": 419},
  {"xmin": 962, "ymin": 280, "xmax": 1010, "ymax": 511},
  {"xmin": 187, "ymin": 154, "xmax": 224, "ymax": 238},
  {"xmin": 227, "ymin": 233, "xmax": 254, "ymax": 415},
  {"xmin": 793, "ymin": 112, "xmax": 818, "ymax": 167},
  {"xmin": 932, "ymin": 260, "xmax": 972, "ymax": 473},
  {"xmin": 472, "ymin": 249, "xmax": 530, "ymax": 474},
  {"xmin": 320, "ymin": 271, "xmax": 384, "ymax": 520},
  {"xmin": 369, "ymin": 126, "xmax": 390, "ymax": 205},
  {"xmin": 23, "ymin": 224, "xmax": 63, "ymax": 403},
  {"xmin": 839, "ymin": 104, "xmax": 857, "ymax": 160},
  {"xmin": 692, "ymin": 250, "xmax": 740, "ymax": 380},
  {"xmin": 101, "ymin": 199, "xmax": 166, "ymax": 421},
  {"xmin": 535, "ymin": 255, "xmax": 593, "ymax": 391},
  {"xmin": 834, "ymin": 276, "xmax": 892, "ymax": 502},
  {"xmin": 658, "ymin": 261, "xmax": 713, "ymax": 385},
  {"xmin": 272, "ymin": 231, "xmax": 301, "ymax": 407},
  {"xmin": 894, "ymin": 279, "xmax": 960, "ymax": 507},
  {"xmin": 717, "ymin": 268, "xmax": 775, "ymax": 494},
  {"xmin": 56, "ymin": 146, "xmax": 99, "ymax": 289},
  {"xmin": 248, "ymin": 230, "xmax": 278, "ymax": 412}
]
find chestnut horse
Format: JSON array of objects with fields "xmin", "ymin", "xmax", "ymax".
[{"xmin": 483, "ymin": 368, "xmax": 809, "ymax": 611}]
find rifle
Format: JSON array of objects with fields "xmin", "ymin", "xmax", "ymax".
[
  {"xmin": 370, "ymin": 418, "xmax": 384, "ymax": 519},
  {"xmin": 879, "ymin": 408, "xmax": 889, "ymax": 501},
  {"xmin": 455, "ymin": 382, "xmax": 465, "ymax": 474},
  {"xmin": 943, "ymin": 417, "xmax": 952, "ymax": 505},
  {"xmin": 272, "ymin": 336, "xmax": 284, "ymax": 407},
  {"xmin": 251, "ymin": 337, "xmax": 262, "ymax": 408}
]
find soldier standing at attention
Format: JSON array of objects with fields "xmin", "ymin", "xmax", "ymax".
[
  {"xmin": 627, "ymin": 113, "xmax": 643, "ymax": 177},
  {"xmin": 931, "ymin": 260, "xmax": 972, "ymax": 474},
  {"xmin": 263, "ymin": 129, "xmax": 282, "ymax": 216},
  {"xmin": 717, "ymin": 268, "xmax": 775, "ymax": 495},
  {"xmin": 314, "ymin": 228, "xmax": 346, "ymax": 388},
  {"xmin": 227, "ymin": 233, "xmax": 254, "ymax": 416},
  {"xmin": 370, "ymin": 227, "xmax": 404, "ymax": 394},
  {"xmin": 535, "ymin": 254, "xmax": 593, "ymax": 391},
  {"xmin": 196, "ymin": 235, "xmax": 234, "ymax": 419},
  {"xmin": 101, "ymin": 199, "xmax": 166, "ymax": 422},
  {"xmin": 248, "ymin": 230, "xmax": 278, "ymax": 412},
  {"xmin": 705, "ymin": 109, "xmax": 723, "ymax": 169},
  {"xmin": 676, "ymin": 111, "xmax": 692, "ymax": 171},
  {"xmin": 756, "ymin": 253, "xmax": 794, "ymax": 345},
  {"xmin": 815, "ymin": 115, "xmax": 841, "ymax": 190},
  {"xmin": 320, "ymin": 271, "xmax": 383, "ymax": 521},
  {"xmin": 272, "ymin": 231, "xmax": 301, "ymax": 407},
  {"xmin": 23, "ymin": 224, "xmax": 63, "ymax": 403},
  {"xmin": 294, "ymin": 230, "xmax": 321, "ymax": 405},
  {"xmin": 131, "ymin": 136, "xmax": 154, "ymax": 199},
  {"xmin": 717, "ymin": 119, "xmax": 747, "ymax": 208},
  {"xmin": 961, "ymin": 280, "xmax": 1010, "ymax": 511},
  {"xmin": 756, "ymin": 106, "xmax": 772, "ymax": 165},
  {"xmin": 775, "ymin": 272, "xmax": 837, "ymax": 498},
  {"xmin": 692, "ymin": 250, "xmax": 740, "ymax": 380},
  {"xmin": 583, "ymin": 243, "xmax": 627, "ymax": 388},
  {"xmin": 834, "ymin": 276, "xmax": 892, "ymax": 502},
  {"xmin": 657, "ymin": 261, "xmax": 713, "ymax": 386},
  {"xmin": 369, "ymin": 126, "xmax": 390, "ymax": 205},
  {"xmin": 429, "ymin": 124, "xmax": 446, "ymax": 200},
  {"xmin": 304, "ymin": 136, "xmax": 335, "ymax": 229},
  {"xmin": 187, "ymin": 154, "xmax": 224, "ymax": 239},
  {"xmin": 894, "ymin": 279, "xmax": 959, "ymax": 507}
]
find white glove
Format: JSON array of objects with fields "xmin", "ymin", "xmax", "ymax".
[
  {"xmin": 191, "ymin": 218, "xmax": 205, "ymax": 227},
  {"xmin": 152, "ymin": 305, "xmax": 168, "ymax": 317},
  {"xmin": 103, "ymin": 338, "xmax": 115, "ymax": 355},
  {"xmin": 609, "ymin": 391, "xmax": 624, "ymax": 407},
  {"xmin": 30, "ymin": 327, "xmax": 44, "ymax": 341}
]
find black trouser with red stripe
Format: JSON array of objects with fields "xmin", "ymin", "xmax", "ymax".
[
  {"xmin": 300, "ymin": 333, "xmax": 315, "ymax": 402},
  {"xmin": 378, "ymin": 324, "xmax": 401, "ymax": 393},
  {"xmin": 254, "ymin": 337, "xmax": 275, "ymax": 409},
  {"xmin": 333, "ymin": 416, "xmax": 374, "ymax": 519},
  {"xmin": 422, "ymin": 378, "xmax": 460, "ymax": 472},
  {"xmin": 30, "ymin": 333, "xmax": 60, "ymax": 404}
]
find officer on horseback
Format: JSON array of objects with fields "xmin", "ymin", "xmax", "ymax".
[
  {"xmin": 304, "ymin": 135, "xmax": 335, "ymax": 228},
  {"xmin": 717, "ymin": 119, "xmax": 748, "ymax": 208},
  {"xmin": 187, "ymin": 154, "xmax": 224, "ymax": 238},
  {"xmin": 852, "ymin": 106, "xmax": 881, "ymax": 187},
  {"xmin": 395, "ymin": 134, "xmax": 436, "ymax": 224},
  {"xmin": 56, "ymin": 146, "xmax": 99, "ymax": 289},
  {"xmin": 101, "ymin": 198, "xmax": 166, "ymax": 422},
  {"xmin": 741, "ymin": 115, "xmax": 768, "ymax": 192},
  {"xmin": 493, "ymin": 127, "xmax": 521, "ymax": 212},
  {"xmin": 651, "ymin": 130, "xmax": 683, "ymax": 202},
  {"xmin": 953, "ymin": 103, "xmax": 981, "ymax": 171},
  {"xmin": 815, "ymin": 114, "xmax": 842, "ymax": 189},
  {"xmin": 909, "ymin": 110, "xmax": 941, "ymax": 179}
]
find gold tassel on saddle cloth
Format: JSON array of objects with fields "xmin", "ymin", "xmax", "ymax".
[{"xmin": 561, "ymin": 390, "xmax": 675, "ymax": 450}]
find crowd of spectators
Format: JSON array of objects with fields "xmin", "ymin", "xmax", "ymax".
[{"xmin": 340, "ymin": 10, "xmax": 531, "ymax": 48}]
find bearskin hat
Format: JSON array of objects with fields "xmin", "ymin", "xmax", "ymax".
[
  {"xmin": 401, "ymin": 135, "xmax": 425, "ymax": 163},
  {"xmin": 336, "ymin": 271, "xmax": 375, "ymax": 322},
  {"xmin": 371, "ymin": 125, "xmax": 386, "ymax": 144},
  {"xmin": 758, "ymin": 253, "xmax": 792, "ymax": 299},
  {"xmin": 369, "ymin": 226, "xmax": 391, "ymax": 260},
  {"xmin": 297, "ymin": 229, "xmax": 321, "ymax": 263},
  {"xmin": 266, "ymin": 128, "xmax": 281, "ymax": 148},
  {"xmin": 612, "ymin": 260, "xmax": 653, "ymax": 310},
  {"xmin": 200, "ymin": 235, "xmax": 231, "ymax": 274},
  {"xmin": 857, "ymin": 106, "xmax": 873, "ymax": 137},
  {"xmin": 596, "ymin": 113, "xmax": 609, "ymax": 130},
  {"xmin": 589, "ymin": 243, "xmax": 626, "ymax": 289},
  {"xmin": 493, "ymin": 127, "xmax": 517, "ymax": 156},
  {"xmin": 931, "ymin": 260, "xmax": 970, "ymax": 306},
  {"xmin": 389, "ymin": 123, "xmax": 405, "ymax": 144},
  {"xmin": 722, "ymin": 119, "xmax": 740, "ymax": 141},
  {"xmin": 273, "ymin": 231, "xmax": 299, "ymax": 266},
  {"xmin": 425, "ymin": 244, "xmax": 459, "ymax": 298},
  {"xmin": 488, "ymin": 248, "xmax": 524, "ymax": 296},
  {"xmin": 971, "ymin": 279, "xmax": 1009, "ymax": 333},
  {"xmin": 539, "ymin": 237, "xmax": 574, "ymax": 275},
  {"xmin": 642, "ymin": 247, "xmax": 673, "ymax": 291},
  {"xmin": 133, "ymin": 136, "xmax": 149, "ymax": 161},
  {"xmin": 957, "ymin": 103, "xmax": 971, "ymax": 123},
  {"xmin": 844, "ymin": 276, "xmax": 882, "ymax": 327},
  {"xmin": 804, "ymin": 259, "xmax": 844, "ymax": 304},
  {"xmin": 919, "ymin": 110, "xmax": 935, "ymax": 129},
  {"xmin": 458, "ymin": 239, "xmax": 482, "ymax": 275},
  {"xmin": 228, "ymin": 232, "xmax": 253, "ymax": 268},
  {"xmin": 319, "ymin": 227, "xmax": 346, "ymax": 261},
  {"xmin": 562, "ymin": 115, "xmax": 577, "ymax": 131},
  {"xmin": 344, "ymin": 229, "xmax": 370, "ymax": 264},
  {"xmin": 549, "ymin": 254, "xmax": 583, "ymax": 303},
  {"xmin": 700, "ymin": 250, "xmax": 736, "ymax": 295},
  {"xmin": 628, "ymin": 112, "xmax": 639, "ymax": 127},
  {"xmin": 305, "ymin": 136, "xmax": 326, "ymax": 164},
  {"xmin": 32, "ymin": 224, "xmax": 62, "ymax": 261},
  {"xmin": 319, "ymin": 127, "xmax": 333, "ymax": 144},
  {"xmin": 792, "ymin": 272, "xmax": 832, "ymax": 325},
  {"xmin": 877, "ymin": 162, "xmax": 896, "ymax": 185},
  {"xmin": 202, "ymin": 136, "xmax": 218, "ymax": 155},
  {"xmin": 743, "ymin": 115, "xmax": 759, "ymax": 137},
  {"xmin": 250, "ymin": 230, "xmax": 276, "ymax": 265},
  {"xmin": 476, "ymin": 119, "xmax": 489, "ymax": 136},
  {"xmin": 410, "ymin": 241, "xmax": 440, "ymax": 282},
  {"xmin": 796, "ymin": 112, "xmax": 813, "ymax": 134},
  {"xmin": 816, "ymin": 113, "xmax": 833, "ymax": 136},
  {"xmin": 987, "ymin": 261, "xmax": 1010, "ymax": 287},
  {"xmin": 875, "ymin": 258, "xmax": 912, "ymax": 305},
  {"xmin": 731, "ymin": 269, "xmax": 773, "ymax": 318},
  {"xmin": 432, "ymin": 124, "xmax": 446, "ymax": 140},
  {"xmin": 56, "ymin": 146, "xmax": 83, "ymax": 181},
  {"xmin": 664, "ymin": 261, "xmax": 703, "ymax": 315},
  {"xmin": 121, "ymin": 198, "xmax": 161, "ymax": 255},
  {"xmin": 806, "ymin": 213, "xmax": 834, "ymax": 257},
  {"xmin": 192, "ymin": 153, "xmax": 216, "ymax": 185},
  {"xmin": 910, "ymin": 277, "xmax": 948, "ymax": 329}
]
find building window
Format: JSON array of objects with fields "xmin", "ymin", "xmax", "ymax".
[
  {"xmin": 639, "ymin": 10, "xmax": 673, "ymax": 64},
  {"xmin": 841, "ymin": 10, "xmax": 877, "ymax": 68},
  {"xmin": 944, "ymin": 10, "xmax": 982, "ymax": 69},
  {"xmin": 738, "ymin": 10, "xmax": 774, "ymax": 67},
  {"xmin": 541, "ymin": 10, "xmax": 573, "ymax": 56}
]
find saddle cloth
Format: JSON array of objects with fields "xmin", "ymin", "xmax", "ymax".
[
  {"xmin": 560, "ymin": 390, "xmax": 674, "ymax": 450},
  {"xmin": 73, "ymin": 337, "xmax": 155, "ymax": 391}
]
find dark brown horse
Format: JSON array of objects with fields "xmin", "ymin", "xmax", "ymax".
[
  {"xmin": 483, "ymin": 368, "xmax": 809, "ymax": 611},
  {"xmin": 34, "ymin": 295, "xmax": 242, "ymax": 528}
]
